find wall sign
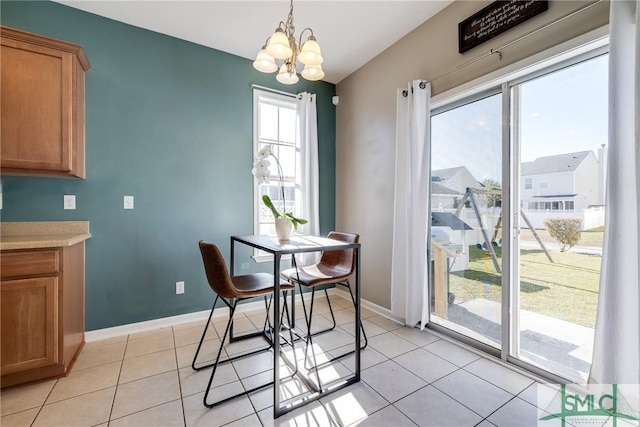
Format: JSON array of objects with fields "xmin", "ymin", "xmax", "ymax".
[{"xmin": 458, "ymin": 0, "xmax": 548, "ymax": 54}]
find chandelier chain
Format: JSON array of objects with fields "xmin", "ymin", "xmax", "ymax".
[{"xmin": 286, "ymin": 0, "xmax": 295, "ymax": 37}]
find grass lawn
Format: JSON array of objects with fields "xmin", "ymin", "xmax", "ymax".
[
  {"xmin": 520, "ymin": 229, "xmax": 604, "ymax": 248},
  {"xmin": 449, "ymin": 245, "xmax": 600, "ymax": 328}
]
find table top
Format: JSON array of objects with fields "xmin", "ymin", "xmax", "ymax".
[{"xmin": 232, "ymin": 234, "xmax": 359, "ymax": 255}]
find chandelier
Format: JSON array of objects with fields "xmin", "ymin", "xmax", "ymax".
[{"xmin": 253, "ymin": 0, "xmax": 324, "ymax": 84}]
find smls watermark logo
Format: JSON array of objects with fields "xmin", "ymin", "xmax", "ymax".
[{"xmin": 538, "ymin": 384, "xmax": 639, "ymax": 426}]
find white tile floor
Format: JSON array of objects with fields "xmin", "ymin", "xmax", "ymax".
[{"xmin": 1, "ymin": 294, "xmax": 553, "ymax": 427}]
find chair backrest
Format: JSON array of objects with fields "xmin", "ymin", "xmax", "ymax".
[
  {"xmin": 198, "ymin": 241, "xmax": 238, "ymax": 299},
  {"xmin": 319, "ymin": 231, "xmax": 360, "ymax": 275}
]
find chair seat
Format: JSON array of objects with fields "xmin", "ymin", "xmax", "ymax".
[
  {"xmin": 281, "ymin": 265, "xmax": 352, "ymax": 288},
  {"xmin": 232, "ymin": 272, "xmax": 294, "ymax": 298}
]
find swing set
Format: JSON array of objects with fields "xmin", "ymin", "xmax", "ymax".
[{"xmin": 453, "ymin": 187, "xmax": 554, "ymax": 274}]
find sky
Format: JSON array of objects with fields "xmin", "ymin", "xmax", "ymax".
[{"xmin": 431, "ymin": 53, "xmax": 608, "ymax": 184}]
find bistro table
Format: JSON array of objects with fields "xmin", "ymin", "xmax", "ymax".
[{"xmin": 230, "ymin": 234, "xmax": 362, "ymax": 418}]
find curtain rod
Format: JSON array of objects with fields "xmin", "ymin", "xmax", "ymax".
[
  {"xmin": 251, "ymin": 84, "xmax": 297, "ymax": 98},
  {"xmin": 430, "ymin": 0, "xmax": 604, "ymax": 85}
]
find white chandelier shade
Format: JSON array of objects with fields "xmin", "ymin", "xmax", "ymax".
[
  {"xmin": 253, "ymin": 46, "xmax": 278, "ymax": 73},
  {"xmin": 276, "ymin": 63, "xmax": 299, "ymax": 84},
  {"xmin": 253, "ymin": 0, "xmax": 324, "ymax": 85}
]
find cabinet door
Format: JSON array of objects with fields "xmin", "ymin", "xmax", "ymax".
[
  {"xmin": 0, "ymin": 38, "xmax": 73, "ymax": 174},
  {"xmin": 1, "ymin": 277, "xmax": 59, "ymax": 375}
]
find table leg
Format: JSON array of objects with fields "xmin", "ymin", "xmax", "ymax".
[
  {"xmin": 230, "ymin": 239, "xmax": 235, "ymax": 340},
  {"xmin": 273, "ymin": 253, "xmax": 282, "ymax": 418},
  {"xmin": 355, "ymin": 246, "xmax": 361, "ymax": 380}
]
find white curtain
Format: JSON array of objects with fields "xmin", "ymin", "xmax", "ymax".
[
  {"xmin": 391, "ymin": 80, "xmax": 431, "ymax": 328},
  {"xmin": 296, "ymin": 92, "xmax": 320, "ymax": 263},
  {"xmin": 589, "ymin": 0, "xmax": 639, "ymax": 385}
]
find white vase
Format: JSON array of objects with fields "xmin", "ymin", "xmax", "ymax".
[{"xmin": 275, "ymin": 217, "xmax": 293, "ymax": 242}]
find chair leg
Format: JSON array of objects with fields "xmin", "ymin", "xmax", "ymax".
[
  {"xmin": 340, "ymin": 280, "xmax": 368, "ymax": 350},
  {"xmin": 264, "ymin": 291, "xmax": 294, "ymax": 339},
  {"xmin": 323, "ymin": 289, "xmax": 338, "ymax": 331},
  {"xmin": 203, "ymin": 299, "xmax": 238, "ymax": 407},
  {"xmin": 298, "ymin": 286, "xmax": 337, "ymax": 338},
  {"xmin": 263, "ymin": 292, "xmax": 299, "ymax": 376},
  {"xmin": 192, "ymin": 295, "xmax": 220, "ymax": 371},
  {"xmin": 202, "ymin": 298, "xmax": 282, "ymax": 408},
  {"xmin": 302, "ymin": 288, "xmax": 323, "ymax": 389}
]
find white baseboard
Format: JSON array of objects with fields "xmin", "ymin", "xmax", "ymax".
[
  {"xmin": 330, "ymin": 287, "xmax": 404, "ymax": 326},
  {"xmin": 86, "ymin": 297, "xmax": 278, "ymax": 342},
  {"xmin": 85, "ymin": 288, "xmax": 397, "ymax": 342}
]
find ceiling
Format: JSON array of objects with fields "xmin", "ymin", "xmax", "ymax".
[{"xmin": 54, "ymin": 1, "xmax": 453, "ymax": 84}]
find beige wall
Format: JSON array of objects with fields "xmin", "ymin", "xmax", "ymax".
[{"xmin": 336, "ymin": 0, "xmax": 609, "ymax": 309}]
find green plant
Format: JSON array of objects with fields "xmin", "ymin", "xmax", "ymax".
[
  {"xmin": 252, "ymin": 144, "xmax": 308, "ymax": 230},
  {"xmin": 261, "ymin": 194, "xmax": 307, "ymax": 230},
  {"xmin": 544, "ymin": 218, "xmax": 582, "ymax": 252}
]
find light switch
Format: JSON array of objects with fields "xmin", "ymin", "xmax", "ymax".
[
  {"xmin": 64, "ymin": 195, "xmax": 76, "ymax": 210},
  {"xmin": 124, "ymin": 196, "xmax": 134, "ymax": 210}
]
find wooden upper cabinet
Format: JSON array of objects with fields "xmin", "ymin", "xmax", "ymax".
[{"xmin": 0, "ymin": 26, "xmax": 90, "ymax": 178}]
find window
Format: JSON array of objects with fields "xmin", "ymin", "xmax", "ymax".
[
  {"xmin": 539, "ymin": 181, "xmax": 548, "ymax": 189},
  {"xmin": 253, "ymin": 89, "xmax": 303, "ymax": 239},
  {"xmin": 525, "ymin": 178, "xmax": 532, "ymax": 189}
]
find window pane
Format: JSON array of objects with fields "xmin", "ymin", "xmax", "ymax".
[
  {"xmin": 259, "ymin": 102, "xmax": 278, "ymax": 141},
  {"xmin": 279, "ymin": 107, "xmax": 296, "ymax": 144},
  {"xmin": 515, "ymin": 53, "xmax": 606, "ymax": 382},
  {"xmin": 430, "ymin": 92, "xmax": 503, "ymax": 349},
  {"xmin": 276, "ymin": 145, "xmax": 297, "ymax": 179}
]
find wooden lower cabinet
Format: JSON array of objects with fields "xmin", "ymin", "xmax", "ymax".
[
  {"xmin": 0, "ymin": 244, "xmax": 85, "ymax": 388},
  {"xmin": 1, "ymin": 277, "xmax": 59, "ymax": 375}
]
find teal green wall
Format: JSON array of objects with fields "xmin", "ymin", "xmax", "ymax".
[{"xmin": 0, "ymin": 1, "xmax": 336, "ymax": 330}]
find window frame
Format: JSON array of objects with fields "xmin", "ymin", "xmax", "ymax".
[
  {"xmin": 252, "ymin": 88, "xmax": 301, "ymax": 261},
  {"xmin": 427, "ymin": 28, "xmax": 609, "ymax": 383}
]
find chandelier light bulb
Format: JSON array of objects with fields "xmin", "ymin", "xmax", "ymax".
[
  {"xmin": 276, "ymin": 63, "xmax": 299, "ymax": 85},
  {"xmin": 298, "ymin": 37, "xmax": 323, "ymax": 66},
  {"xmin": 301, "ymin": 64, "xmax": 324, "ymax": 81},
  {"xmin": 266, "ymin": 28, "xmax": 293, "ymax": 60},
  {"xmin": 253, "ymin": 47, "xmax": 278, "ymax": 73}
]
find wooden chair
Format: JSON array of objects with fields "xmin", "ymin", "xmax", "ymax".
[{"xmin": 192, "ymin": 241, "xmax": 295, "ymax": 408}]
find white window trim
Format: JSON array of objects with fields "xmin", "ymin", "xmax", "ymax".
[{"xmin": 252, "ymin": 88, "xmax": 299, "ymax": 263}]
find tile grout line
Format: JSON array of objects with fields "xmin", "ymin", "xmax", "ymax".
[
  {"xmin": 106, "ymin": 334, "xmax": 130, "ymax": 425},
  {"xmin": 28, "ymin": 378, "xmax": 58, "ymax": 426},
  {"xmin": 172, "ymin": 325, "xmax": 188, "ymax": 427},
  {"xmin": 428, "ymin": 366, "xmax": 512, "ymax": 422},
  {"xmin": 476, "ymin": 393, "xmax": 520, "ymax": 426}
]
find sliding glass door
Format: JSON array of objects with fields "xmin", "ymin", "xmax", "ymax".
[
  {"xmin": 511, "ymin": 53, "xmax": 607, "ymax": 382},
  {"xmin": 429, "ymin": 48, "xmax": 607, "ymax": 382},
  {"xmin": 430, "ymin": 92, "xmax": 503, "ymax": 349}
]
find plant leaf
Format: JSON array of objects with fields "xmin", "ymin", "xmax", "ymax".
[
  {"xmin": 262, "ymin": 195, "xmax": 282, "ymax": 218},
  {"xmin": 284, "ymin": 213, "xmax": 308, "ymax": 230}
]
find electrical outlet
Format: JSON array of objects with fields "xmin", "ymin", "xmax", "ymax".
[
  {"xmin": 124, "ymin": 196, "xmax": 134, "ymax": 210},
  {"xmin": 64, "ymin": 195, "xmax": 76, "ymax": 210},
  {"xmin": 176, "ymin": 281, "xmax": 185, "ymax": 294}
]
